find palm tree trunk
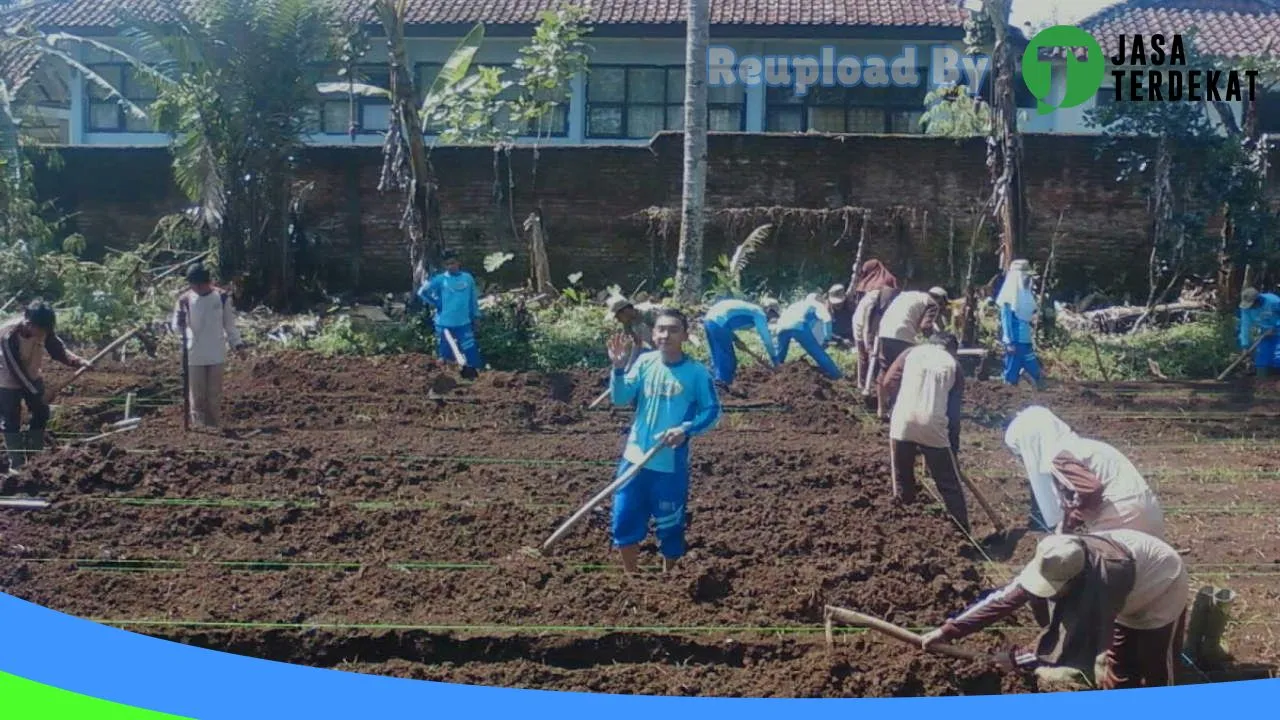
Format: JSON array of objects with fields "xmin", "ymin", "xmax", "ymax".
[{"xmin": 674, "ymin": 0, "xmax": 709, "ymax": 305}]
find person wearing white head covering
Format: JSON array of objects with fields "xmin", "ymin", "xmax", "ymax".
[
  {"xmin": 1004, "ymin": 406, "xmax": 1165, "ymax": 538},
  {"xmin": 996, "ymin": 259, "xmax": 1045, "ymax": 389}
]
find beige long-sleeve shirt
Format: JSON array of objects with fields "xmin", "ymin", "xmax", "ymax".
[
  {"xmin": 173, "ymin": 289, "xmax": 243, "ymax": 367},
  {"xmin": 877, "ymin": 291, "xmax": 940, "ymax": 343}
]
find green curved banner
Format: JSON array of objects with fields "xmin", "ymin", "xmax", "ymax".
[{"xmin": 0, "ymin": 671, "xmax": 191, "ymax": 719}]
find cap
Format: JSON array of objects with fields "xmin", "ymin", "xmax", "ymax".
[
  {"xmin": 1016, "ymin": 535, "xmax": 1087, "ymax": 599},
  {"xmin": 185, "ymin": 262, "xmax": 211, "ymax": 284},
  {"xmin": 827, "ymin": 284, "xmax": 847, "ymax": 304},
  {"xmin": 928, "ymin": 286, "xmax": 949, "ymax": 301},
  {"xmin": 1240, "ymin": 287, "xmax": 1259, "ymax": 310},
  {"xmin": 606, "ymin": 295, "xmax": 633, "ymax": 318}
]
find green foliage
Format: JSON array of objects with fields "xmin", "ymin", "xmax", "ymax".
[
  {"xmin": 1040, "ymin": 319, "xmax": 1239, "ymax": 381},
  {"xmin": 920, "ymin": 84, "xmax": 993, "ymax": 138},
  {"xmin": 306, "ymin": 315, "xmax": 434, "ymax": 356}
]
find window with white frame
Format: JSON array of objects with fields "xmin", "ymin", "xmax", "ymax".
[
  {"xmin": 85, "ymin": 63, "xmax": 157, "ymax": 132},
  {"xmin": 415, "ymin": 62, "xmax": 569, "ymax": 138},
  {"xmin": 316, "ymin": 65, "xmax": 391, "ymax": 135},
  {"xmin": 586, "ymin": 65, "xmax": 745, "ymax": 139},
  {"xmin": 765, "ymin": 71, "xmax": 929, "ymax": 134}
]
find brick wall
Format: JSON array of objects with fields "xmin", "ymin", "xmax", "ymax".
[{"xmin": 32, "ymin": 134, "xmax": 1263, "ymax": 300}]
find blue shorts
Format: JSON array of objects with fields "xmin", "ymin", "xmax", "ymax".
[{"xmin": 610, "ymin": 452, "xmax": 690, "ymax": 559}]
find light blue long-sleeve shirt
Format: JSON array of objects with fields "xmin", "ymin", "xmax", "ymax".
[
  {"xmin": 704, "ymin": 299, "xmax": 778, "ymax": 360},
  {"xmin": 1000, "ymin": 304, "xmax": 1034, "ymax": 345},
  {"xmin": 1239, "ymin": 293, "xmax": 1280, "ymax": 348},
  {"xmin": 777, "ymin": 299, "xmax": 831, "ymax": 344},
  {"xmin": 418, "ymin": 271, "xmax": 479, "ymax": 328},
  {"xmin": 610, "ymin": 352, "xmax": 721, "ymax": 474}
]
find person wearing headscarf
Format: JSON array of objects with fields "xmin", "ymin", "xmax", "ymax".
[
  {"xmin": 1004, "ymin": 406, "xmax": 1165, "ymax": 538},
  {"xmin": 851, "ymin": 259, "xmax": 900, "ymax": 295},
  {"xmin": 874, "ymin": 287, "xmax": 948, "ymax": 415},
  {"xmin": 1237, "ymin": 287, "xmax": 1280, "ymax": 377},
  {"xmin": 921, "ymin": 529, "xmax": 1189, "ymax": 691},
  {"xmin": 996, "ymin": 259, "xmax": 1045, "ymax": 389}
]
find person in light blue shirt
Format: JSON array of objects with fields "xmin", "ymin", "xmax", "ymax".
[
  {"xmin": 1238, "ymin": 287, "xmax": 1280, "ymax": 377},
  {"xmin": 417, "ymin": 250, "xmax": 482, "ymax": 376},
  {"xmin": 996, "ymin": 259, "xmax": 1045, "ymax": 388},
  {"xmin": 607, "ymin": 309, "xmax": 721, "ymax": 573},
  {"xmin": 701, "ymin": 298, "xmax": 778, "ymax": 385},
  {"xmin": 773, "ymin": 294, "xmax": 843, "ymax": 380}
]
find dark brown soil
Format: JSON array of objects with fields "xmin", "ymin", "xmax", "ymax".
[{"xmin": 1, "ymin": 350, "xmax": 1276, "ymax": 695}]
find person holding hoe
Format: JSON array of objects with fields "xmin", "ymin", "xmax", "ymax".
[
  {"xmin": 0, "ymin": 301, "xmax": 91, "ymax": 475},
  {"xmin": 921, "ymin": 529, "xmax": 1189, "ymax": 691},
  {"xmin": 774, "ymin": 293, "xmax": 843, "ymax": 380},
  {"xmin": 1237, "ymin": 287, "xmax": 1280, "ymax": 378},
  {"xmin": 606, "ymin": 309, "xmax": 721, "ymax": 574},
  {"xmin": 173, "ymin": 263, "xmax": 247, "ymax": 430},
  {"xmin": 701, "ymin": 297, "xmax": 777, "ymax": 386},
  {"xmin": 996, "ymin": 259, "xmax": 1046, "ymax": 389},
  {"xmin": 418, "ymin": 249, "xmax": 482, "ymax": 378}
]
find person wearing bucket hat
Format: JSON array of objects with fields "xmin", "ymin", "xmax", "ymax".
[
  {"xmin": 1237, "ymin": 287, "xmax": 1280, "ymax": 377},
  {"xmin": 996, "ymin": 259, "xmax": 1046, "ymax": 389},
  {"xmin": 873, "ymin": 287, "xmax": 947, "ymax": 414},
  {"xmin": 0, "ymin": 300, "xmax": 91, "ymax": 475},
  {"xmin": 606, "ymin": 294, "xmax": 658, "ymax": 366},
  {"xmin": 920, "ymin": 529, "xmax": 1188, "ymax": 690}
]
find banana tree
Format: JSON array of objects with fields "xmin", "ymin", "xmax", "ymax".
[{"xmin": 318, "ymin": 5, "xmax": 484, "ymax": 289}]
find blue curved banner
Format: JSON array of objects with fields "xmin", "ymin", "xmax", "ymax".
[{"xmin": 0, "ymin": 592, "xmax": 1276, "ymax": 717}]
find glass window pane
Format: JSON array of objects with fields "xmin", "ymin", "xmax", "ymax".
[
  {"xmin": 588, "ymin": 67, "xmax": 625, "ymax": 102},
  {"xmin": 808, "ymin": 85, "xmax": 848, "ymax": 106},
  {"xmin": 549, "ymin": 105, "xmax": 568, "ymax": 134},
  {"xmin": 766, "ymin": 108, "xmax": 803, "ymax": 132},
  {"xmin": 847, "ymin": 107, "xmax": 885, "ymax": 133},
  {"xmin": 322, "ymin": 101, "xmax": 351, "ymax": 133},
  {"xmin": 626, "ymin": 105, "xmax": 664, "ymax": 138},
  {"xmin": 628, "ymin": 68, "xmax": 665, "ymax": 103},
  {"xmin": 666, "ymin": 67, "xmax": 684, "ymax": 102},
  {"xmin": 889, "ymin": 110, "xmax": 924, "ymax": 134},
  {"xmin": 667, "ymin": 105, "xmax": 684, "ymax": 131},
  {"xmin": 710, "ymin": 106, "xmax": 740, "ymax": 131},
  {"xmin": 125, "ymin": 68, "xmax": 158, "ymax": 100},
  {"xmin": 125, "ymin": 107, "xmax": 154, "ymax": 132},
  {"xmin": 362, "ymin": 101, "xmax": 390, "ymax": 132},
  {"xmin": 766, "ymin": 85, "xmax": 802, "ymax": 105},
  {"xmin": 809, "ymin": 106, "xmax": 846, "ymax": 132},
  {"xmin": 587, "ymin": 105, "xmax": 623, "ymax": 136},
  {"xmin": 87, "ymin": 66, "xmax": 124, "ymax": 100},
  {"xmin": 708, "ymin": 83, "xmax": 742, "ymax": 105},
  {"xmin": 89, "ymin": 102, "xmax": 120, "ymax": 131}
]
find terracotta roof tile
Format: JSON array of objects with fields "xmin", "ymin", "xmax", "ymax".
[
  {"xmin": 3, "ymin": 0, "xmax": 970, "ymax": 31},
  {"xmin": 1042, "ymin": 0, "xmax": 1280, "ymax": 61}
]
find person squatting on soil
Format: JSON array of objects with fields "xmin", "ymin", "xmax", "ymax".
[
  {"xmin": 173, "ymin": 264, "xmax": 247, "ymax": 429},
  {"xmin": 878, "ymin": 332, "xmax": 970, "ymax": 533},
  {"xmin": 825, "ymin": 284, "xmax": 855, "ymax": 348},
  {"xmin": 852, "ymin": 284, "xmax": 901, "ymax": 392},
  {"xmin": 0, "ymin": 301, "xmax": 90, "ymax": 475},
  {"xmin": 606, "ymin": 309, "xmax": 721, "ymax": 574},
  {"xmin": 774, "ymin": 294, "xmax": 843, "ymax": 380},
  {"xmin": 418, "ymin": 250, "xmax": 483, "ymax": 373},
  {"xmin": 996, "ymin": 259, "xmax": 1046, "ymax": 389},
  {"xmin": 875, "ymin": 287, "xmax": 948, "ymax": 415},
  {"xmin": 921, "ymin": 529, "xmax": 1189, "ymax": 690},
  {"xmin": 1005, "ymin": 406, "xmax": 1165, "ymax": 538},
  {"xmin": 1237, "ymin": 287, "xmax": 1280, "ymax": 377},
  {"xmin": 701, "ymin": 298, "xmax": 777, "ymax": 386},
  {"xmin": 608, "ymin": 294, "xmax": 658, "ymax": 366}
]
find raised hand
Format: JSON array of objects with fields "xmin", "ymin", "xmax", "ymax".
[{"xmin": 607, "ymin": 333, "xmax": 634, "ymax": 369}]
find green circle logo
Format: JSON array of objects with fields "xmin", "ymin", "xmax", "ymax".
[{"xmin": 1021, "ymin": 25, "xmax": 1106, "ymax": 115}]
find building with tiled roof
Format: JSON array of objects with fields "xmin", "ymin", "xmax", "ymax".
[{"xmin": 1026, "ymin": 0, "xmax": 1280, "ymax": 135}]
